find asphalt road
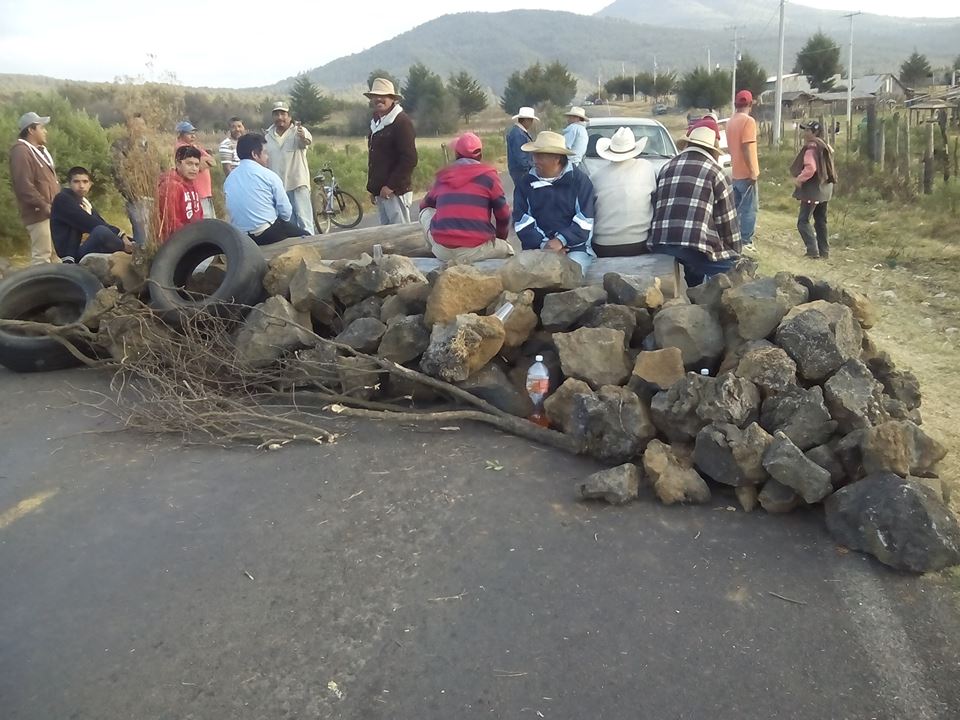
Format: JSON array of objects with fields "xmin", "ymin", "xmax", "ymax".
[{"xmin": 2, "ymin": 367, "xmax": 959, "ymax": 719}]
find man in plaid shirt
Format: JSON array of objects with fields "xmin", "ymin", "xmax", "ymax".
[{"xmin": 648, "ymin": 121, "xmax": 741, "ymax": 286}]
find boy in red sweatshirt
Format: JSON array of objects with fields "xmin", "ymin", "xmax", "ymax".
[
  {"xmin": 419, "ymin": 133, "xmax": 514, "ymax": 263},
  {"xmin": 156, "ymin": 144, "xmax": 203, "ymax": 242}
]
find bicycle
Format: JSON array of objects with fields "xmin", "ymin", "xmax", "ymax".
[{"xmin": 312, "ymin": 167, "xmax": 363, "ymax": 234}]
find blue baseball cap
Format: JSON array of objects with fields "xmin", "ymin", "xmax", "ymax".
[{"xmin": 175, "ymin": 121, "xmax": 197, "ymax": 134}]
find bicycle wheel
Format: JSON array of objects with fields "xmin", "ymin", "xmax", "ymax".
[
  {"xmin": 313, "ymin": 189, "xmax": 332, "ymax": 234},
  {"xmin": 330, "ymin": 190, "xmax": 363, "ymax": 229}
]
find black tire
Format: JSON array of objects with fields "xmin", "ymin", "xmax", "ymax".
[
  {"xmin": 0, "ymin": 264, "xmax": 103, "ymax": 373},
  {"xmin": 148, "ymin": 219, "xmax": 267, "ymax": 324},
  {"xmin": 330, "ymin": 190, "xmax": 363, "ymax": 229}
]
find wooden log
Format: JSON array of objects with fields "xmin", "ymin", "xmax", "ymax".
[
  {"xmin": 878, "ymin": 118, "xmax": 886, "ymax": 172},
  {"xmin": 259, "ymin": 223, "xmax": 431, "ymax": 261}
]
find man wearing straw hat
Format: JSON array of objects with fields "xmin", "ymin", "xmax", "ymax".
[
  {"xmin": 506, "ymin": 106, "xmax": 537, "ymax": 188},
  {"xmin": 562, "ymin": 106, "xmax": 589, "ymax": 168},
  {"xmin": 365, "ymin": 77, "xmax": 418, "ymax": 225},
  {"xmin": 648, "ymin": 121, "xmax": 741, "ymax": 286},
  {"xmin": 513, "ymin": 130, "xmax": 595, "ymax": 272},
  {"xmin": 591, "ymin": 127, "xmax": 658, "ymax": 256}
]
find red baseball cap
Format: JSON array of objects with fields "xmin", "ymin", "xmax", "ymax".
[
  {"xmin": 689, "ymin": 117, "xmax": 721, "ymax": 142},
  {"xmin": 735, "ymin": 90, "xmax": 753, "ymax": 107},
  {"xmin": 453, "ymin": 132, "xmax": 482, "ymax": 159}
]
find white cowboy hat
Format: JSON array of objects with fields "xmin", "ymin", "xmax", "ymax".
[
  {"xmin": 364, "ymin": 77, "xmax": 403, "ymax": 100},
  {"xmin": 565, "ymin": 106, "xmax": 588, "ymax": 121},
  {"xmin": 520, "ymin": 130, "xmax": 574, "ymax": 156},
  {"xmin": 677, "ymin": 125, "xmax": 722, "ymax": 156},
  {"xmin": 512, "ymin": 106, "xmax": 538, "ymax": 121},
  {"xmin": 596, "ymin": 127, "xmax": 649, "ymax": 162}
]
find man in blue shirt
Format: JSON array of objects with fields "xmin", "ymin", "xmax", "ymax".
[
  {"xmin": 506, "ymin": 106, "xmax": 537, "ymax": 189},
  {"xmin": 224, "ymin": 133, "xmax": 307, "ymax": 246},
  {"xmin": 562, "ymin": 106, "xmax": 589, "ymax": 167}
]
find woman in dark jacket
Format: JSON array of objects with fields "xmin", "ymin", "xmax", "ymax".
[{"xmin": 790, "ymin": 120, "xmax": 837, "ymax": 259}]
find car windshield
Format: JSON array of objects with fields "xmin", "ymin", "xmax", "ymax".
[{"xmin": 586, "ymin": 124, "xmax": 674, "ymax": 158}]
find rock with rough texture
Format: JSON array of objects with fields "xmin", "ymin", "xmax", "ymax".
[
  {"xmin": 424, "ymin": 265, "xmax": 503, "ymax": 327},
  {"xmin": 284, "ymin": 344, "xmax": 341, "ymax": 387},
  {"xmin": 805, "ymin": 443, "xmax": 846, "ymax": 488},
  {"xmin": 721, "ymin": 273, "xmax": 809, "ymax": 340},
  {"xmin": 825, "ymin": 473, "xmax": 960, "ymax": 573},
  {"xmin": 694, "ymin": 422, "xmax": 772, "ymax": 487},
  {"xmin": 760, "ymin": 385, "xmax": 837, "ymax": 451},
  {"xmin": 860, "ymin": 421, "xmax": 947, "ymax": 478},
  {"xmin": 99, "ymin": 312, "xmax": 178, "ymax": 362},
  {"xmin": 735, "ymin": 344, "xmax": 798, "ymax": 397},
  {"xmin": 775, "ymin": 301, "xmax": 862, "ymax": 382},
  {"xmin": 762, "ymin": 431, "xmax": 834, "ymax": 504},
  {"xmin": 579, "ymin": 304, "xmax": 637, "ymax": 346},
  {"xmin": 342, "ymin": 296, "xmax": 383, "ymax": 326},
  {"xmin": 109, "ymin": 251, "xmax": 149, "ymax": 295},
  {"xmin": 759, "ymin": 480, "xmax": 801, "ymax": 513},
  {"xmin": 736, "ymin": 485, "xmax": 759, "ymax": 512},
  {"xmin": 643, "ymin": 439, "xmax": 711, "ymax": 505},
  {"xmin": 570, "ymin": 386, "xmax": 656, "ymax": 464},
  {"xmin": 840, "ymin": 288, "xmax": 878, "ymax": 329},
  {"xmin": 335, "ymin": 317, "xmax": 387, "ymax": 353},
  {"xmin": 603, "ymin": 273, "xmax": 665, "ymax": 310},
  {"xmin": 882, "ymin": 397, "xmax": 923, "ymax": 425},
  {"xmin": 498, "ymin": 250, "xmax": 583, "ymax": 293},
  {"xmin": 234, "ymin": 296, "xmax": 315, "ymax": 368},
  {"xmin": 834, "ymin": 430, "xmax": 867, "ymax": 482},
  {"xmin": 696, "ymin": 373, "xmax": 761, "ymax": 428},
  {"xmin": 540, "ymin": 286, "xmax": 608, "ymax": 330},
  {"xmin": 486, "ymin": 290, "xmax": 538, "ymax": 347},
  {"xmin": 687, "ymin": 272, "xmax": 735, "ymax": 312},
  {"xmin": 578, "ymin": 463, "xmax": 642, "ymax": 505},
  {"xmin": 356, "ymin": 255, "xmax": 428, "ymax": 296},
  {"xmin": 337, "ymin": 356, "xmax": 381, "ymax": 399},
  {"xmin": 263, "ymin": 245, "xmax": 325, "ymax": 296},
  {"xmin": 869, "ymin": 362, "xmax": 922, "ymax": 411},
  {"xmin": 377, "ymin": 314, "xmax": 430, "ymax": 364},
  {"xmin": 630, "ymin": 348, "xmax": 685, "ymax": 395},
  {"xmin": 80, "ymin": 286, "xmax": 140, "ymax": 330},
  {"xmin": 78, "ymin": 253, "xmax": 116, "ymax": 286},
  {"xmin": 653, "ymin": 304, "xmax": 724, "ymax": 368},
  {"xmin": 289, "ymin": 263, "xmax": 339, "ymax": 326},
  {"xmin": 553, "ymin": 327, "xmax": 630, "ymax": 389},
  {"xmin": 420, "ymin": 313, "xmax": 505, "ymax": 382},
  {"xmin": 544, "ymin": 378, "xmax": 594, "ymax": 433},
  {"xmin": 650, "ymin": 371, "xmax": 711, "ymax": 443},
  {"xmin": 632, "ymin": 308, "xmax": 654, "ymax": 343},
  {"xmin": 457, "ymin": 363, "xmax": 534, "ymax": 418},
  {"xmin": 331, "ymin": 256, "xmax": 376, "ymax": 306},
  {"xmin": 823, "ymin": 359, "xmax": 889, "ymax": 434}
]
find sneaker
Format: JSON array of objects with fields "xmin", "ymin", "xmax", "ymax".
[{"xmin": 803, "ymin": 252, "xmax": 820, "ymax": 259}]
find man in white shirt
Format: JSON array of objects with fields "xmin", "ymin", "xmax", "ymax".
[
  {"xmin": 591, "ymin": 127, "xmax": 658, "ymax": 257},
  {"xmin": 264, "ymin": 101, "xmax": 315, "ymax": 235},
  {"xmin": 562, "ymin": 106, "xmax": 589, "ymax": 168},
  {"xmin": 219, "ymin": 117, "xmax": 244, "ymax": 178}
]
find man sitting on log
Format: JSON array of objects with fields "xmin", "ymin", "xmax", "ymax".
[
  {"xmin": 50, "ymin": 166, "xmax": 134, "ymax": 263},
  {"xmin": 224, "ymin": 133, "xmax": 306, "ymax": 246},
  {"xmin": 418, "ymin": 132, "xmax": 514, "ymax": 264}
]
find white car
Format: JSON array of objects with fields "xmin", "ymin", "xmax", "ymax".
[
  {"xmin": 581, "ymin": 117, "xmax": 678, "ymax": 178},
  {"xmin": 716, "ymin": 118, "xmax": 732, "ymax": 173}
]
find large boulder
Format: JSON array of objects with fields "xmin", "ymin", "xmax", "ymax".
[
  {"xmin": 825, "ymin": 473, "xmax": 960, "ymax": 572},
  {"xmin": 805, "ymin": 443, "xmax": 846, "ymax": 488},
  {"xmin": 109, "ymin": 251, "xmax": 149, "ymax": 295},
  {"xmin": 379, "ymin": 282, "xmax": 430, "ymax": 323},
  {"xmin": 234, "ymin": 296, "xmax": 315, "ymax": 368},
  {"xmin": 356, "ymin": 255, "xmax": 428, "ymax": 296},
  {"xmin": 457, "ymin": 363, "xmax": 533, "ymax": 418},
  {"xmin": 867, "ymin": 355, "xmax": 922, "ymax": 410},
  {"xmin": 553, "ymin": 327, "xmax": 630, "ymax": 389},
  {"xmin": 334, "ymin": 317, "xmax": 386, "ymax": 354},
  {"xmin": 544, "ymin": 378, "xmax": 593, "ymax": 433},
  {"xmin": 498, "ymin": 250, "xmax": 582, "ymax": 293},
  {"xmin": 579, "ymin": 304, "xmax": 638, "ymax": 346},
  {"xmin": 263, "ymin": 245, "xmax": 325, "ymax": 297},
  {"xmin": 630, "ymin": 348, "xmax": 685, "ymax": 397},
  {"xmin": 653, "ymin": 304, "xmax": 724, "ymax": 369},
  {"xmin": 577, "ymin": 463, "xmax": 642, "ymax": 505},
  {"xmin": 486, "ymin": 290, "xmax": 538, "ymax": 348},
  {"xmin": 794, "ymin": 276, "xmax": 878, "ymax": 330},
  {"xmin": 78, "ymin": 252, "xmax": 117, "ymax": 287},
  {"xmin": 760, "ymin": 385, "xmax": 837, "ymax": 451},
  {"xmin": 860, "ymin": 421, "xmax": 947, "ymax": 478},
  {"xmin": 540, "ymin": 286, "xmax": 608, "ymax": 330},
  {"xmin": 774, "ymin": 301, "xmax": 862, "ymax": 382},
  {"xmin": 696, "ymin": 373, "xmax": 761, "ymax": 428},
  {"xmin": 603, "ymin": 273, "xmax": 665, "ymax": 311},
  {"xmin": 331, "ymin": 256, "xmax": 376, "ymax": 306},
  {"xmin": 758, "ymin": 480, "xmax": 801, "ymax": 514},
  {"xmin": 377, "ymin": 314, "xmax": 430, "ymax": 365},
  {"xmin": 721, "ymin": 272, "xmax": 808, "ymax": 340},
  {"xmin": 289, "ymin": 263, "xmax": 339, "ymax": 327},
  {"xmin": 650, "ymin": 371, "xmax": 711, "ymax": 443},
  {"xmin": 643, "ymin": 439, "xmax": 711, "ymax": 505},
  {"xmin": 420, "ymin": 313, "xmax": 505, "ymax": 382},
  {"xmin": 342, "ymin": 296, "xmax": 383, "ymax": 326},
  {"xmin": 762, "ymin": 431, "xmax": 834, "ymax": 504},
  {"xmin": 734, "ymin": 343, "xmax": 798, "ymax": 397},
  {"xmin": 694, "ymin": 422, "xmax": 773, "ymax": 487},
  {"xmin": 569, "ymin": 386, "xmax": 656, "ymax": 464},
  {"xmin": 424, "ymin": 265, "xmax": 503, "ymax": 327},
  {"xmin": 823, "ymin": 359, "xmax": 889, "ymax": 434}
]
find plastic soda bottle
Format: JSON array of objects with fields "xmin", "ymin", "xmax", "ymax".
[
  {"xmin": 372, "ymin": 244, "xmax": 384, "ymax": 261},
  {"xmin": 493, "ymin": 301, "xmax": 514, "ymax": 323},
  {"xmin": 526, "ymin": 355, "xmax": 550, "ymax": 427}
]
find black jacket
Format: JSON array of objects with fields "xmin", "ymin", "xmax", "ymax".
[
  {"xmin": 50, "ymin": 188, "xmax": 120, "ymax": 260},
  {"xmin": 366, "ymin": 111, "xmax": 418, "ymax": 196}
]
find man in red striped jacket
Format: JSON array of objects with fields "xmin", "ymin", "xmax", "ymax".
[{"xmin": 418, "ymin": 133, "xmax": 514, "ymax": 264}]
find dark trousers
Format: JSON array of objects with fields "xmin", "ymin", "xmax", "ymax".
[
  {"xmin": 250, "ymin": 217, "xmax": 307, "ymax": 246},
  {"xmin": 78, "ymin": 225, "xmax": 126, "ymax": 260},
  {"xmin": 654, "ymin": 244, "xmax": 737, "ymax": 287},
  {"xmin": 797, "ymin": 201, "xmax": 829, "ymax": 258}
]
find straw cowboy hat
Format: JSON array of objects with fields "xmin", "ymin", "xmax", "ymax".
[
  {"xmin": 512, "ymin": 106, "xmax": 538, "ymax": 121},
  {"xmin": 364, "ymin": 77, "xmax": 403, "ymax": 100},
  {"xmin": 596, "ymin": 127, "xmax": 649, "ymax": 162},
  {"xmin": 521, "ymin": 130, "xmax": 574, "ymax": 156},
  {"xmin": 565, "ymin": 106, "xmax": 588, "ymax": 121},
  {"xmin": 678, "ymin": 125, "xmax": 722, "ymax": 156}
]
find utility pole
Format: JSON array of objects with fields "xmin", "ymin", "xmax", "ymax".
[
  {"xmin": 707, "ymin": 48, "xmax": 712, "ymax": 74},
  {"xmin": 653, "ymin": 54, "xmax": 658, "ymax": 84},
  {"xmin": 773, "ymin": 0, "xmax": 786, "ymax": 145},
  {"xmin": 844, "ymin": 12, "xmax": 862, "ymax": 134},
  {"xmin": 729, "ymin": 26, "xmax": 740, "ymax": 112}
]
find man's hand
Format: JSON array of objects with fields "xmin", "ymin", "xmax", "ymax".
[
  {"xmin": 543, "ymin": 237, "xmax": 565, "ymax": 252},
  {"xmin": 379, "ymin": 186, "xmax": 395, "ymax": 200}
]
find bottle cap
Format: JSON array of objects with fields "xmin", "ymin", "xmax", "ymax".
[
  {"xmin": 700, "ymin": 368, "xmax": 710, "ymax": 376},
  {"xmin": 535, "ymin": 354, "xmax": 544, "ymax": 362},
  {"xmin": 493, "ymin": 302, "xmax": 514, "ymax": 322}
]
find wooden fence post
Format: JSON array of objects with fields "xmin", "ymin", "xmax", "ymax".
[
  {"xmin": 905, "ymin": 112, "xmax": 911, "ymax": 184},
  {"xmin": 923, "ymin": 122, "xmax": 934, "ymax": 195},
  {"xmin": 878, "ymin": 118, "xmax": 886, "ymax": 172}
]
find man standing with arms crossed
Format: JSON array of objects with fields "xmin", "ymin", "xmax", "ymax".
[
  {"xmin": 9, "ymin": 112, "xmax": 60, "ymax": 264},
  {"xmin": 265, "ymin": 101, "xmax": 315, "ymax": 235},
  {"xmin": 365, "ymin": 78, "xmax": 418, "ymax": 225},
  {"xmin": 725, "ymin": 90, "xmax": 759, "ymax": 252}
]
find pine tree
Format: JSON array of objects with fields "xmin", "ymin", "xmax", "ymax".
[
  {"xmin": 900, "ymin": 51, "xmax": 932, "ymax": 86},
  {"xmin": 447, "ymin": 71, "xmax": 488, "ymax": 123},
  {"xmin": 794, "ymin": 32, "xmax": 841, "ymax": 91},
  {"xmin": 289, "ymin": 74, "xmax": 331, "ymax": 126}
]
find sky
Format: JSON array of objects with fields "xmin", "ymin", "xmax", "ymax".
[{"xmin": 0, "ymin": 0, "xmax": 955, "ymax": 88}]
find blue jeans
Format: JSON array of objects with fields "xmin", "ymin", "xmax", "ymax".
[
  {"xmin": 287, "ymin": 186, "xmax": 316, "ymax": 235},
  {"xmin": 78, "ymin": 226, "xmax": 126, "ymax": 260},
  {"xmin": 655, "ymin": 245, "xmax": 737, "ymax": 287},
  {"xmin": 732, "ymin": 179, "xmax": 758, "ymax": 245}
]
